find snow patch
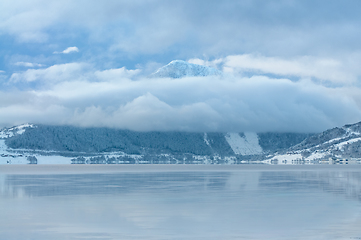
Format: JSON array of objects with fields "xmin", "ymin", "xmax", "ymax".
[
  {"xmin": 0, "ymin": 140, "xmax": 7, "ymax": 153},
  {"xmin": 225, "ymin": 132, "xmax": 263, "ymax": 155},
  {"xmin": 0, "ymin": 124, "xmax": 34, "ymax": 139},
  {"xmin": 0, "ymin": 140, "xmax": 28, "ymax": 164},
  {"xmin": 344, "ymin": 126, "xmax": 361, "ymax": 136},
  {"xmin": 0, "ymin": 130, "xmax": 12, "ymax": 139},
  {"xmin": 203, "ymin": 133, "xmax": 210, "ymax": 146},
  {"xmin": 334, "ymin": 138, "xmax": 361, "ymax": 149},
  {"xmin": 321, "ymin": 137, "xmax": 342, "ymax": 146},
  {"xmin": 0, "ymin": 157, "xmax": 28, "ymax": 164},
  {"xmin": 305, "ymin": 152, "xmax": 326, "ymax": 161},
  {"xmin": 150, "ymin": 60, "xmax": 222, "ymax": 78}
]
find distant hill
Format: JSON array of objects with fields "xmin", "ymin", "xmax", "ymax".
[
  {"xmin": 0, "ymin": 124, "xmax": 312, "ymax": 164},
  {"xmin": 265, "ymin": 121, "xmax": 361, "ymax": 164},
  {"xmin": 3, "ymin": 121, "xmax": 361, "ymax": 165}
]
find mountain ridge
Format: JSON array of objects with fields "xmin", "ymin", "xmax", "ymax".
[
  {"xmin": 0, "ymin": 124, "xmax": 311, "ymax": 164},
  {"xmin": 149, "ymin": 60, "xmax": 222, "ymax": 78},
  {"xmin": 265, "ymin": 121, "xmax": 361, "ymax": 164},
  {"xmin": 1, "ymin": 121, "xmax": 361, "ymax": 164}
]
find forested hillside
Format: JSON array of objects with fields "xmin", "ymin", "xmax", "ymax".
[
  {"xmin": 5, "ymin": 125, "xmax": 229, "ymax": 155},
  {"xmin": 4, "ymin": 125, "xmax": 312, "ymax": 158}
]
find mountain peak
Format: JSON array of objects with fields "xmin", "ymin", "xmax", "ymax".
[{"xmin": 150, "ymin": 60, "xmax": 222, "ymax": 78}]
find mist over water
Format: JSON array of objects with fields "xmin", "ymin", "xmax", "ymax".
[{"xmin": 1, "ymin": 165, "xmax": 361, "ymax": 240}]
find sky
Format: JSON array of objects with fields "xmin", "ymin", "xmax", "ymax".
[{"xmin": 1, "ymin": 0, "xmax": 361, "ymax": 133}]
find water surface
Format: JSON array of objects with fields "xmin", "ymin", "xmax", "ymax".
[{"xmin": 1, "ymin": 165, "xmax": 361, "ymax": 240}]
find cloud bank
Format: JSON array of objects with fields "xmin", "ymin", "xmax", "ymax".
[
  {"xmin": 1, "ymin": 57, "xmax": 361, "ymax": 133},
  {"xmin": 190, "ymin": 54, "xmax": 361, "ymax": 85},
  {"xmin": 14, "ymin": 62, "xmax": 44, "ymax": 68}
]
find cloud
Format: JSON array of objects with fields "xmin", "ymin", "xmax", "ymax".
[
  {"xmin": 0, "ymin": 0, "xmax": 64, "ymax": 42},
  {"xmin": 94, "ymin": 67, "xmax": 140, "ymax": 81},
  {"xmin": 190, "ymin": 54, "xmax": 361, "ymax": 84},
  {"xmin": 0, "ymin": 70, "xmax": 5, "ymax": 73},
  {"xmin": 9, "ymin": 62, "xmax": 88, "ymax": 84},
  {"xmin": 1, "ymin": 0, "xmax": 361, "ymax": 59},
  {"xmin": 53, "ymin": 46, "xmax": 79, "ymax": 54},
  {"xmin": 69, "ymin": 93, "xmax": 222, "ymax": 131},
  {"xmin": 61, "ymin": 46, "xmax": 79, "ymax": 54},
  {"xmin": 2, "ymin": 61, "xmax": 361, "ymax": 132},
  {"xmin": 8, "ymin": 63, "xmax": 140, "ymax": 91},
  {"xmin": 222, "ymin": 55, "xmax": 354, "ymax": 83},
  {"xmin": 14, "ymin": 62, "xmax": 44, "ymax": 68}
]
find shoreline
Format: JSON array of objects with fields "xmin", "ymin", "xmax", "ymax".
[{"xmin": 1, "ymin": 164, "xmax": 360, "ymax": 174}]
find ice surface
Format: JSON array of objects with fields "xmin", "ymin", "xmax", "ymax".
[
  {"xmin": 1, "ymin": 166, "xmax": 361, "ymax": 240},
  {"xmin": 36, "ymin": 155, "xmax": 72, "ymax": 164}
]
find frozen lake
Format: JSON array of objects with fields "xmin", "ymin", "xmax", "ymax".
[{"xmin": 0, "ymin": 165, "xmax": 361, "ymax": 240}]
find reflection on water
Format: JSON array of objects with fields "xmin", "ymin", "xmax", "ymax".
[{"xmin": 1, "ymin": 166, "xmax": 361, "ymax": 240}]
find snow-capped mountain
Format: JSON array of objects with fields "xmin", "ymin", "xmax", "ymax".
[{"xmin": 150, "ymin": 60, "xmax": 222, "ymax": 78}]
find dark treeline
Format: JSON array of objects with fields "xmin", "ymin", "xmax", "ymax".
[
  {"xmin": 5, "ymin": 125, "xmax": 233, "ymax": 155},
  {"xmin": 5, "ymin": 125, "xmax": 312, "ymax": 156}
]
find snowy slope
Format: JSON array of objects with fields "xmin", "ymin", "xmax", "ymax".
[
  {"xmin": 266, "ymin": 121, "xmax": 361, "ymax": 163},
  {"xmin": 225, "ymin": 132, "xmax": 263, "ymax": 155},
  {"xmin": 292, "ymin": 122, "xmax": 361, "ymax": 151},
  {"xmin": 0, "ymin": 140, "xmax": 7, "ymax": 153},
  {"xmin": 0, "ymin": 124, "xmax": 34, "ymax": 139},
  {"xmin": 0, "ymin": 124, "xmax": 37, "ymax": 164},
  {"xmin": 150, "ymin": 60, "xmax": 222, "ymax": 78}
]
